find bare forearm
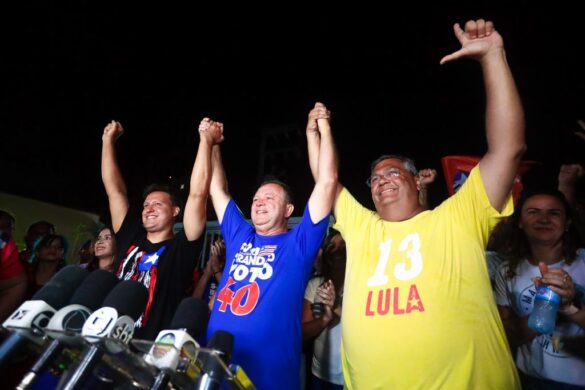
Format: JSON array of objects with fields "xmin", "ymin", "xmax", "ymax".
[
  {"xmin": 419, "ymin": 187, "xmax": 429, "ymax": 209},
  {"xmin": 101, "ymin": 141, "xmax": 129, "ymax": 231},
  {"xmin": 511, "ymin": 316, "xmax": 539, "ymax": 348},
  {"xmin": 307, "ymin": 131, "xmax": 320, "ymax": 182},
  {"xmin": 101, "ymin": 141, "xmax": 127, "ymax": 197},
  {"xmin": 479, "ymin": 49, "xmax": 526, "ymax": 211},
  {"xmin": 210, "ymin": 146, "xmax": 230, "ymax": 223},
  {"xmin": 192, "ymin": 272, "xmax": 212, "ymax": 299},
  {"xmin": 483, "ymin": 49, "xmax": 526, "ymax": 161},
  {"xmin": 558, "ymin": 183, "xmax": 577, "ymax": 207},
  {"xmin": 184, "ymin": 137, "xmax": 213, "ymax": 240},
  {"xmin": 302, "ymin": 316, "xmax": 331, "ymax": 340}
]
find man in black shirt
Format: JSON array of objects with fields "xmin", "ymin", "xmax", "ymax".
[{"xmin": 101, "ymin": 118, "xmax": 223, "ymax": 339}]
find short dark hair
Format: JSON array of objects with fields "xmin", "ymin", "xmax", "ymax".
[
  {"xmin": 142, "ymin": 183, "xmax": 182, "ymax": 209},
  {"xmin": 29, "ymin": 234, "xmax": 68, "ymax": 268},
  {"xmin": 0, "ymin": 210, "xmax": 15, "ymax": 232},
  {"xmin": 26, "ymin": 220, "xmax": 55, "ymax": 235},
  {"xmin": 257, "ymin": 178, "xmax": 295, "ymax": 205},
  {"xmin": 370, "ymin": 154, "xmax": 418, "ymax": 175}
]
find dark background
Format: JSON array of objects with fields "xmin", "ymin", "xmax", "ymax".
[{"xmin": 2, "ymin": 5, "xmax": 584, "ymax": 222}]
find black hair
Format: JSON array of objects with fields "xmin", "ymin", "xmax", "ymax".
[
  {"xmin": 370, "ymin": 154, "xmax": 418, "ymax": 175},
  {"xmin": 26, "ymin": 220, "xmax": 55, "ymax": 235},
  {"xmin": 29, "ymin": 234, "xmax": 68, "ymax": 269},
  {"xmin": 142, "ymin": 183, "xmax": 183, "ymax": 210},
  {"xmin": 0, "ymin": 210, "xmax": 15, "ymax": 232},
  {"xmin": 320, "ymin": 228, "xmax": 346, "ymax": 296},
  {"xmin": 257, "ymin": 177, "xmax": 295, "ymax": 205}
]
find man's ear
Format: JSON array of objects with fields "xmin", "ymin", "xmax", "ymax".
[
  {"xmin": 173, "ymin": 206, "xmax": 181, "ymax": 218},
  {"xmin": 285, "ymin": 204, "xmax": 294, "ymax": 219}
]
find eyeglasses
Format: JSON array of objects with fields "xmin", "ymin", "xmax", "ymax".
[{"xmin": 366, "ymin": 168, "xmax": 406, "ymax": 187}]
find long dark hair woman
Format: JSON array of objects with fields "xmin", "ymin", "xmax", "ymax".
[{"xmin": 494, "ymin": 189, "xmax": 585, "ymax": 388}]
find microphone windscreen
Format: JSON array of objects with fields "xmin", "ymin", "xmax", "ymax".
[
  {"xmin": 207, "ymin": 330, "xmax": 234, "ymax": 362},
  {"xmin": 69, "ymin": 270, "xmax": 119, "ymax": 310},
  {"xmin": 169, "ymin": 297, "xmax": 208, "ymax": 337},
  {"xmin": 102, "ymin": 280, "xmax": 148, "ymax": 319},
  {"xmin": 32, "ymin": 265, "xmax": 90, "ymax": 309}
]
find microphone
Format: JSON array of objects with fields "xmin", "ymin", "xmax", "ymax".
[
  {"xmin": 227, "ymin": 364, "xmax": 255, "ymax": 390},
  {"xmin": 57, "ymin": 280, "xmax": 148, "ymax": 390},
  {"xmin": 145, "ymin": 297, "xmax": 208, "ymax": 390},
  {"xmin": 0, "ymin": 265, "xmax": 89, "ymax": 367},
  {"xmin": 196, "ymin": 330, "xmax": 234, "ymax": 390},
  {"xmin": 16, "ymin": 270, "xmax": 119, "ymax": 390}
]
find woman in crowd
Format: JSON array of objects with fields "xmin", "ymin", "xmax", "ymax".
[
  {"xmin": 302, "ymin": 229, "xmax": 346, "ymax": 389},
  {"xmin": 494, "ymin": 188, "xmax": 585, "ymax": 389},
  {"xmin": 25, "ymin": 234, "xmax": 68, "ymax": 298},
  {"xmin": 82, "ymin": 226, "xmax": 117, "ymax": 272}
]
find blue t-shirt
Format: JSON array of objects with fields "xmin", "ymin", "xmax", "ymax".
[{"xmin": 207, "ymin": 200, "xmax": 328, "ymax": 390}]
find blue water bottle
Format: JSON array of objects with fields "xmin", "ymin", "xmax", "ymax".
[{"xmin": 528, "ymin": 285, "xmax": 561, "ymax": 334}]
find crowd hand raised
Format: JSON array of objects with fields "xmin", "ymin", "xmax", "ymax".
[
  {"xmin": 204, "ymin": 251, "xmax": 222, "ymax": 277},
  {"xmin": 440, "ymin": 19, "xmax": 503, "ymax": 65},
  {"xmin": 102, "ymin": 120, "xmax": 124, "ymax": 142},
  {"xmin": 316, "ymin": 280, "xmax": 337, "ymax": 320},
  {"xmin": 575, "ymin": 120, "xmax": 585, "ymax": 142},
  {"xmin": 306, "ymin": 102, "xmax": 331, "ymax": 134},
  {"xmin": 417, "ymin": 169, "xmax": 437, "ymax": 189},
  {"xmin": 212, "ymin": 239, "xmax": 226, "ymax": 258},
  {"xmin": 559, "ymin": 164, "xmax": 584, "ymax": 186},
  {"xmin": 198, "ymin": 117, "xmax": 224, "ymax": 145}
]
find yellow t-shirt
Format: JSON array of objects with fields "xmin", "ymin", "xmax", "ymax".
[{"xmin": 334, "ymin": 166, "xmax": 520, "ymax": 389}]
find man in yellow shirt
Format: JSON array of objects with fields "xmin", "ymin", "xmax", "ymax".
[{"xmin": 308, "ymin": 19, "xmax": 524, "ymax": 389}]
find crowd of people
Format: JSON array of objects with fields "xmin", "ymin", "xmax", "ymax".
[{"xmin": 1, "ymin": 18, "xmax": 584, "ymax": 389}]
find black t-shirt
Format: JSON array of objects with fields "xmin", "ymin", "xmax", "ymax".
[{"xmin": 115, "ymin": 215, "xmax": 202, "ymax": 340}]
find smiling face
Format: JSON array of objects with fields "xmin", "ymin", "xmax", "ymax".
[
  {"xmin": 370, "ymin": 158, "xmax": 421, "ymax": 216},
  {"xmin": 250, "ymin": 183, "xmax": 293, "ymax": 235},
  {"xmin": 519, "ymin": 194, "xmax": 569, "ymax": 247},
  {"xmin": 141, "ymin": 191, "xmax": 180, "ymax": 234},
  {"xmin": 94, "ymin": 228, "xmax": 115, "ymax": 259}
]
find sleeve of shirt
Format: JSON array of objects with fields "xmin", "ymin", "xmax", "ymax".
[
  {"xmin": 293, "ymin": 205, "xmax": 330, "ymax": 261},
  {"xmin": 333, "ymin": 187, "xmax": 372, "ymax": 241},
  {"xmin": 439, "ymin": 166, "xmax": 514, "ymax": 248},
  {"xmin": 494, "ymin": 261, "xmax": 511, "ymax": 307},
  {"xmin": 304, "ymin": 277, "xmax": 323, "ymax": 303},
  {"xmin": 219, "ymin": 199, "xmax": 253, "ymax": 245},
  {"xmin": 114, "ymin": 213, "xmax": 143, "ymax": 262}
]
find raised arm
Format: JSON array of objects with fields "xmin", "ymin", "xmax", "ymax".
[
  {"xmin": 183, "ymin": 118, "xmax": 224, "ymax": 241},
  {"xmin": 417, "ymin": 168, "xmax": 437, "ymax": 210},
  {"xmin": 101, "ymin": 120, "xmax": 129, "ymax": 232},
  {"xmin": 307, "ymin": 102, "xmax": 339, "ymax": 223},
  {"xmin": 306, "ymin": 107, "xmax": 321, "ymax": 182},
  {"xmin": 441, "ymin": 19, "xmax": 526, "ymax": 211},
  {"xmin": 209, "ymin": 123, "xmax": 232, "ymax": 224}
]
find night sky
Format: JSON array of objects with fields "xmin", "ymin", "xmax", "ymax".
[{"xmin": 3, "ymin": 6, "xmax": 585, "ymax": 223}]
